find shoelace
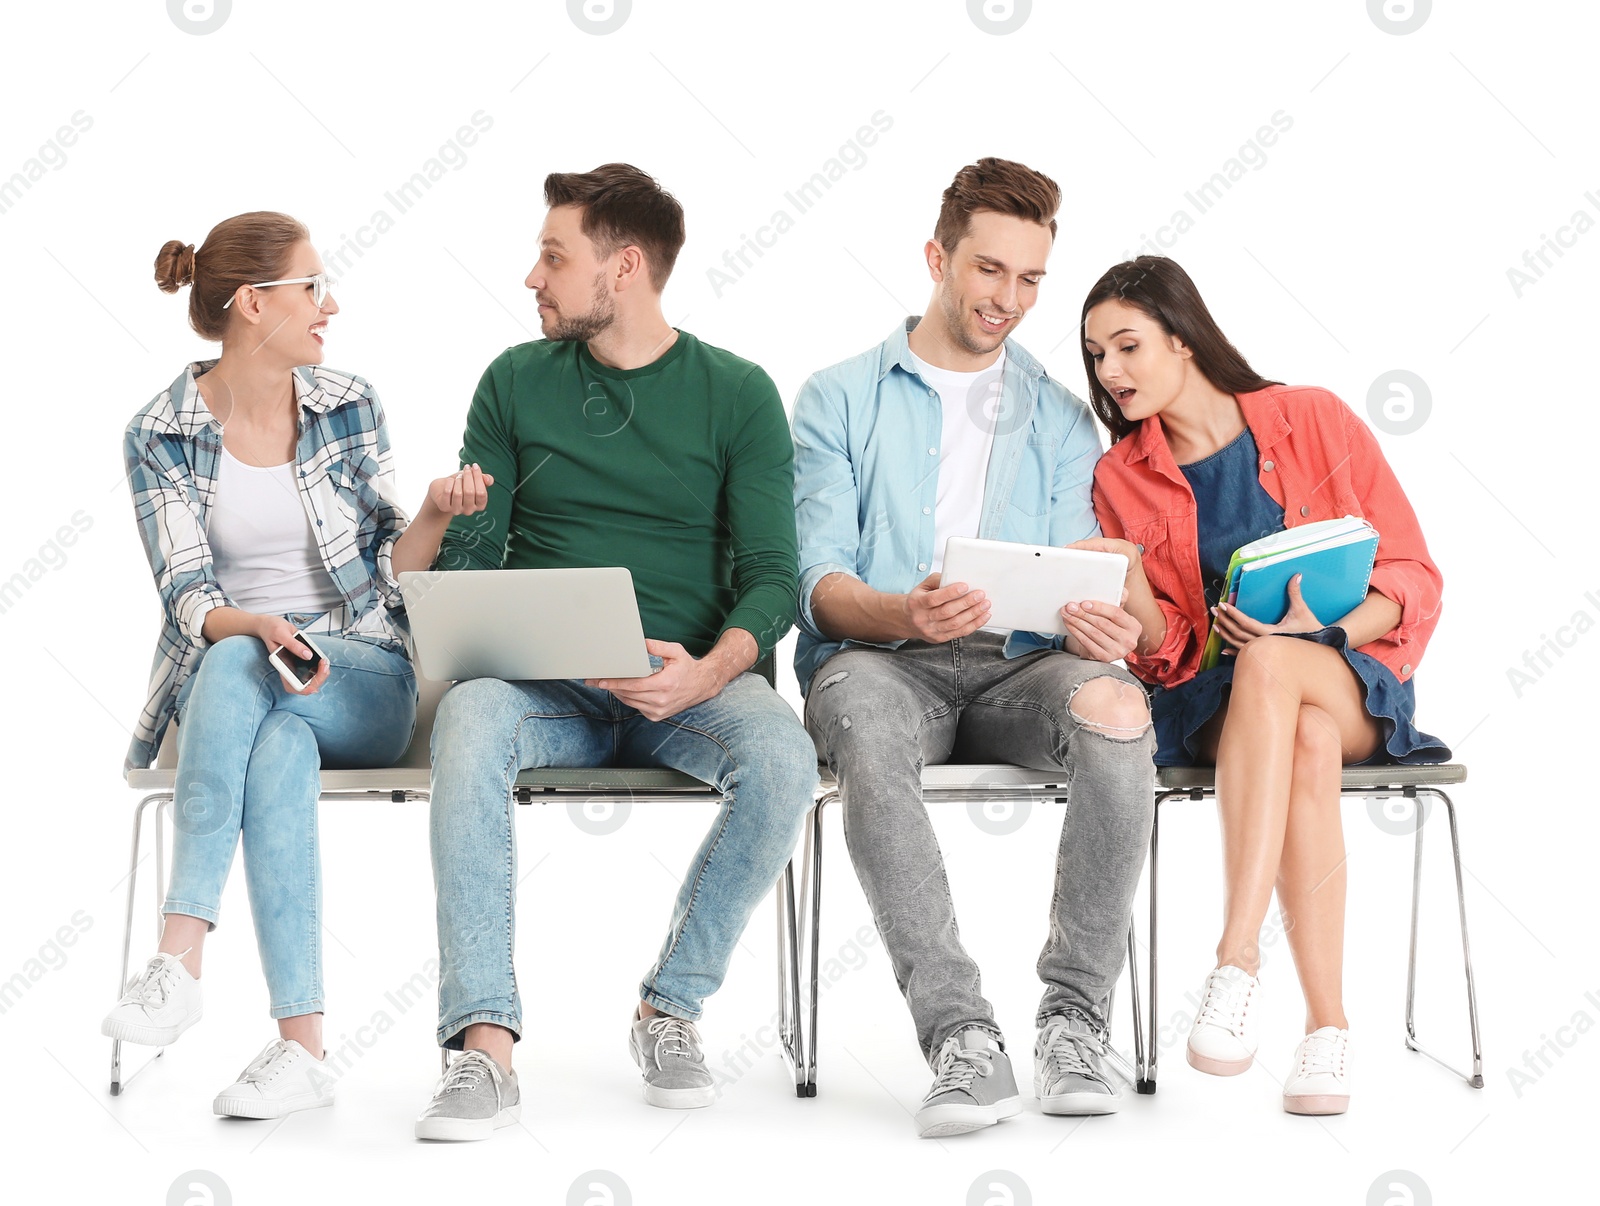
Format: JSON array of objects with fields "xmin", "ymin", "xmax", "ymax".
[
  {"xmin": 1039, "ymin": 1020, "xmax": 1106, "ymax": 1084},
  {"xmin": 240, "ymin": 1040, "xmax": 294, "ymax": 1084},
  {"xmin": 925, "ymin": 1039, "xmax": 994, "ymax": 1098},
  {"xmin": 117, "ymin": 953, "xmax": 184, "ymax": 1008},
  {"xmin": 1194, "ymin": 971, "xmax": 1254, "ymax": 1037},
  {"xmin": 438, "ymin": 1051, "xmax": 499, "ymax": 1095},
  {"xmin": 1296, "ymin": 1033, "xmax": 1347, "ymax": 1078},
  {"xmin": 647, "ymin": 1017, "xmax": 703, "ymax": 1065}
]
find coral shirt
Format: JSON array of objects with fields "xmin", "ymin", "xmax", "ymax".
[{"xmin": 1092, "ymin": 384, "xmax": 1443, "ymax": 689}]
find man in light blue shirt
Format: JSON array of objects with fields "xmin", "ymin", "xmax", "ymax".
[{"xmin": 791, "ymin": 158, "xmax": 1155, "ymax": 1137}]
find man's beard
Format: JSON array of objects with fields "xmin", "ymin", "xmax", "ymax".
[
  {"xmin": 547, "ymin": 272, "xmax": 616, "ymax": 342},
  {"xmin": 938, "ymin": 284, "xmax": 1005, "ymax": 356}
]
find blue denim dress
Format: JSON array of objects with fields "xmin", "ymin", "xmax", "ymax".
[{"xmin": 1149, "ymin": 428, "xmax": 1450, "ymax": 767}]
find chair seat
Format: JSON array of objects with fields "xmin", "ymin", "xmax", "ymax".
[{"xmin": 1156, "ymin": 763, "xmax": 1467, "ymax": 792}]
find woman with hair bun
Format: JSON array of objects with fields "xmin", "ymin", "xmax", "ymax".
[
  {"xmin": 105, "ymin": 212, "xmax": 492, "ymax": 1119},
  {"xmin": 1075, "ymin": 256, "xmax": 1448, "ymax": 1116}
]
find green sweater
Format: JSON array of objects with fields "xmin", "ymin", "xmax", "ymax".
[{"xmin": 436, "ymin": 331, "xmax": 798, "ymax": 659}]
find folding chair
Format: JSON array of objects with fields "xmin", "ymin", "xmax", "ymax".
[
  {"xmin": 1134, "ymin": 763, "xmax": 1483, "ymax": 1093},
  {"xmin": 778, "ymin": 765, "xmax": 1148, "ymax": 1098},
  {"xmin": 113, "ymin": 656, "xmax": 808, "ymax": 1097}
]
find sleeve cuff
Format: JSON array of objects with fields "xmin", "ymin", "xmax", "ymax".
[
  {"xmin": 798, "ymin": 562, "xmax": 858, "ymax": 639},
  {"xmin": 177, "ymin": 585, "xmax": 226, "ymax": 649}
]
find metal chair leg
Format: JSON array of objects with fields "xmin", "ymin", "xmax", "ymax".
[
  {"xmin": 111, "ymin": 793, "xmax": 173, "ymax": 1096},
  {"xmin": 778, "ymin": 856, "xmax": 805, "ymax": 1096},
  {"xmin": 1404, "ymin": 788, "xmax": 1484, "ymax": 1087},
  {"xmin": 1140, "ymin": 797, "xmax": 1163, "ymax": 1093},
  {"xmin": 1125, "ymin": 918, "xmax": 1148, "ymax": 1093},
  {"xmin": 803, "ymin": 798, "xmax": 825, "ymax": 1098}
]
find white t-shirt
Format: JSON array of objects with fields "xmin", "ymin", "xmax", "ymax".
[
  {"xmin": 908, "ymin": 347, "xmax": 1005, "ymax": 573},
  {"xmin": 208, "ymin": 446, "xmax": 345, "ymax": 617}
]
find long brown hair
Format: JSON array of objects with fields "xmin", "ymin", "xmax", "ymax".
[
  {"xmin": 155, "ymin": 211, "xmax": 309, "ymax": 341},
  {"xmin": 1080, "ymin": 256, "xmax": 1280, "ymax": 442}
]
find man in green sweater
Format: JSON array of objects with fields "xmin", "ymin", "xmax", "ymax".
[{"xmin": 413, "ymin": 165, "xmax": 816, "ymax": 1141}]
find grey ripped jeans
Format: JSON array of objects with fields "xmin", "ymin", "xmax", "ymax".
[{"xmin": 804, "ymin": 631, "xmax": 1154, "ymax": 1065}]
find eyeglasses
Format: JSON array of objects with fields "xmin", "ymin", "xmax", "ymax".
[{"xmin": 222, "ymin": 272, "xmax": 335, "ymax": 309}]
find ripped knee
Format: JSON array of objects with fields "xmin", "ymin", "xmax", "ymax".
[{"xmin": 1067, "ymin": 676, "xmax": 1151, "ymax": 738}]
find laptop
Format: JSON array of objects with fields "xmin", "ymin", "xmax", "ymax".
[{"xmin": 399, "ymin": 568, "xmax": 654, "ymax": 682}]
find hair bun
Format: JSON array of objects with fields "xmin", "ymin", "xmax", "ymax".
[{"xmin": 155, "ymin": 240, "xmax": 196, "ymax": 293}]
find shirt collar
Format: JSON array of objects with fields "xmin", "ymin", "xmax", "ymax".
[
  {"xmin": 169, "ymin": 360, "xmax": 334, "ymax": 439},
  {"xmin": 875, "ymin": 315, "xmax": 1044, "ymax": 383}
]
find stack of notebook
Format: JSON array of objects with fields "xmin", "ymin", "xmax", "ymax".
[{"xmin": 1199, "ymin": 516, "xmax": 1381, "ymax": 670}]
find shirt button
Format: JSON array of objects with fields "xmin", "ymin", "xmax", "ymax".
[
  {"xmin": 1300, "ymin": 505, "xmax": 1310, "ymax": 517},
  {"xmin": 918, "ymin": 562, "xmax": 928, "ymax": 572},
  {"xmin": 316, "ymin": 519, "xmax": 323, "ymax": 526},
  {"xmin": 928, "ymin": 447, "xmax": 938, "ymax": 456},
  {"xmin": 1137, "ymin": 543, "xmax": 1146, "ymax": 554},
  {"xmin": 922, "ymin": 506, "xmax": 931, "ymax": 515},
  {"xmin": 299, "ymin": 470, "xmax": 307, "ymax": 478},
  {"xmin": 1401, "ymin": 663, "xmax": 1412, "ymax": 676},
  {"xmin": 1262, "ymin": 460, "xmax": 1274, "ymax": 472},
  {"xmin": 928, "ymin": 389, "xmax": 937, "ymax": 398}
]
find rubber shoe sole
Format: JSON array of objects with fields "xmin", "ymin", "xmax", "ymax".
[
  {"xmin": 214, "ymin": 1090, "xmax": 333, "ymax": 1120},
  {"xmin": 1284, "ymin": 1092, "xmax": 1349, "ymax": 1116},
  {"xmin": 1185, "ymin": 1044, "xmax": 1253, "ymax": 1076},
  {"xmin": 1033, "ymin": 1077, "xmax": 1121, "ymax": 1116},
  {"xmin": 915, "ymin": 1095, "xmax": 1022, "ymax": 1138},
  {"xmin": 101, "ymin": 1006, "xmax": 201, "ymax": 1047},
  {"xmin": 414, "ymin": 1102, "xmax": 521, "ymax": 1141}
]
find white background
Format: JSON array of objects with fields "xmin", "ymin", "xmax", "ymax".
[{"xmin": 1, "ymin": 1, "xmax": 1594, "ymax": 1203}]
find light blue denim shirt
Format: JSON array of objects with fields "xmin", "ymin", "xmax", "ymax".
[{"xmin": 792, "ymin": 317, "xmax": 1103, "ymax": 694}]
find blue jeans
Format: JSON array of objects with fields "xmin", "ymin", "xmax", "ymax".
[
  {"xmin": 165, "ymin": 626, "xmax": 416, "ymax": 1019},
  {"xmin": 429, "ymin": 668, "xmax": 817, "ymax": 1048}
]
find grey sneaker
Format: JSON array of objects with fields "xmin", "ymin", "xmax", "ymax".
[
  {"xmin": 414, "ymin": 1050, "xmax": 520, "ymax": 1141},
  {"xmin": 629, "ymin": 1012, "xmax": 716, "ymax": 1108},
  {"xmin": 1034, "ymin": 1014, "xmax": 1122, "ymax": 1115},
  {"xmin": 914, "ymin": 1028, "xmax": 1022, "ymax": 1138}
]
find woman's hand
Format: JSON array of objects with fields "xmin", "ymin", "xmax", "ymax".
[
  {"xmin": 1211, "ymin": 573, "xmax": 1324, "ymax": 655},
  {"xmin": 256, "ymin": 614, "xmax": 332, "ymax": 694},
  {"xmin": 425, "ymin": 463, "xmax": 494, "ymax": 518},
  {"xmin": 1066, "ymin": 537, "xmax": 1142, "ymax": 574}
]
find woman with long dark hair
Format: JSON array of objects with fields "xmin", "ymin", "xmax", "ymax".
[
  {"xmin": 106, "ymin": 212, "xmax": 490, "ymax": 1118},
  {"xmin": 1074, "ymin": 256, "xmax": 1448, "ymax": 1115}
]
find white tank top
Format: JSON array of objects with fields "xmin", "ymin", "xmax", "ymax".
[{"xmin": 208, "ymin": 446, "xmax": 345, "ymax": 617}]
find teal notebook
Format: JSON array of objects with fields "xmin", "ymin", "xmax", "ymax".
[{"xmin": 1199, "ymin": 516, "xmax": 1380, "ymax": 670}]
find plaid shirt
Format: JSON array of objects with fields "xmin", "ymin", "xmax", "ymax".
[{"xmin": 123, "ymin": 360, "xmax": 411, "ymax": 774}]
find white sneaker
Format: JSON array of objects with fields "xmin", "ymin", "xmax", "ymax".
[
  {"xmin": 213, "ymin": 1039, "xmax": 335, "ymax": 1119},
  {"xmin": 101, "ymin": 951, "xmax": 202, "ymax": 1046},
  {"xmin": 1283, "ymin": 1027, "xmax": 1351, "ymax": 1115},
  {"xmin": 1185, "ymin": 964, "xmax": 1260, "ymax": 1076}
]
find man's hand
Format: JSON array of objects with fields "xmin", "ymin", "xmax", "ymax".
[
  {"xmin": 1212, "ymin": 573, "xmax": 1325, "ymax": 654},
  {"xmin": 1061, "ymin": 588, "xmax": 1142, "ymax": 663},
  {"xmin": 903, "ymin": 573, "xmax": 991, "ymax": 643},
  {"xmin": 588, "ymin": 639, "xmax": 723, "ymax": 722}
]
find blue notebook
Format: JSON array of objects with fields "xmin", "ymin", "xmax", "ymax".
[{"xmin": 1199, "ymin": 517, "xmax": 1380, "ymax": 670}]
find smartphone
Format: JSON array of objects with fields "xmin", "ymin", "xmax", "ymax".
[{"xmin": 268, "ymin": 632, "xmax": 327, "ymax": 693}]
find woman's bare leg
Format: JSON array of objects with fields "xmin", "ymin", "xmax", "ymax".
[
  {"xmin": 1200, "ymin": 638, "xmax": 1381, "ymax": 982},
  {"xmin": 158, "ymin": 914, "xmax": 209, "ymax": 979}
]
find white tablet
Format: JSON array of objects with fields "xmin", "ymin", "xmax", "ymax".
[{"xmin": 940, "ymin": 537, "xmax": 1127, "ymax": 636}]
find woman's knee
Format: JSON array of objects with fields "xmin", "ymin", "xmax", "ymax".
[{"xmin": 193, "ymin": 634, "xmax": 271, "ymax": 687}]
